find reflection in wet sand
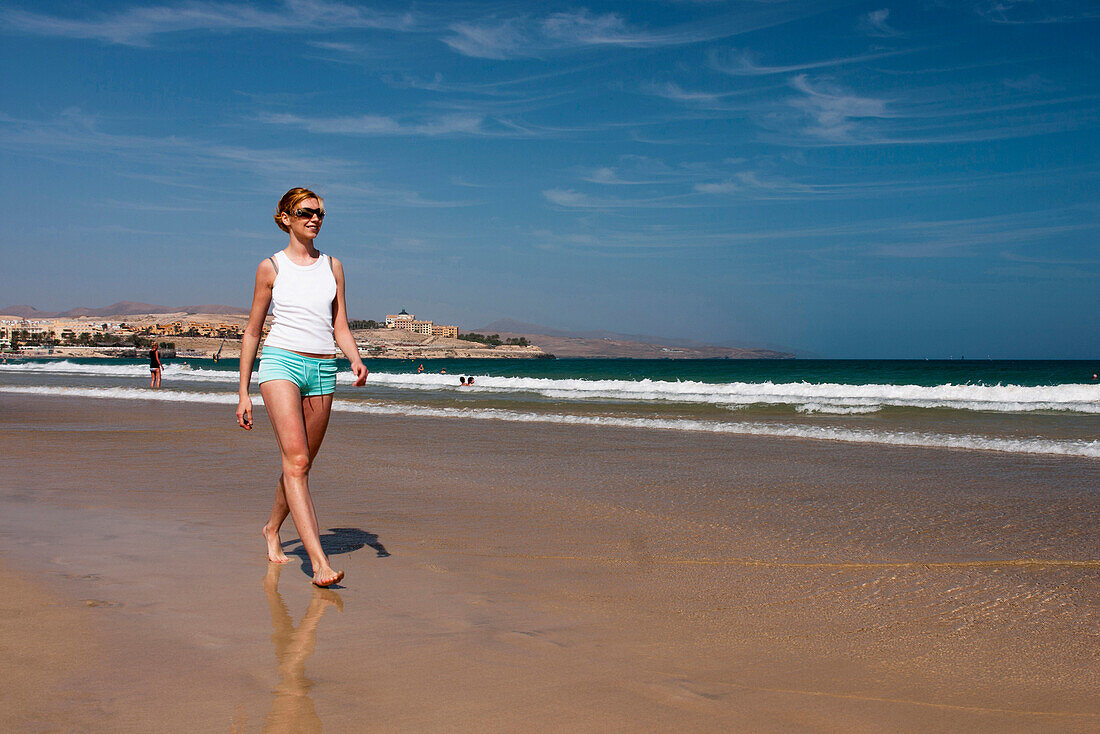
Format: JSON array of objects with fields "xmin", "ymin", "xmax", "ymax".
[{"xmin": 262, "ymin": 563, "xmax": 343, "ymax": 733}]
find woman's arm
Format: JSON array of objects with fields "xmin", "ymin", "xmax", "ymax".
[
  {"xmin": 237, "ymin": 259, "xmax": 276, "ymax": 429},
  {"xmin": 330, "ymin": 257, "xmax": 368, "ymax": 387}
]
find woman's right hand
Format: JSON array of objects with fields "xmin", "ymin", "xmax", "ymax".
[{"xmin": 236, "ymin": 396, "xmax": 253, "ymax": 430}]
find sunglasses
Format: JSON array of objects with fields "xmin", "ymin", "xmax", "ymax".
[{"xmin": 292, "ymin": 207, "xmax": 326, "ymax": 220}]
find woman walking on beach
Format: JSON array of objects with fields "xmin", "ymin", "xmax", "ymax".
[{"xmin": 236, "ymin": 187, "xmax": 368, "ymax": 587}]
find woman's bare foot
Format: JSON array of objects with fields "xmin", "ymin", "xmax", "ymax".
[
  {"xmin": 263, "ymin": 525, "xmax": 289, "ymax": 564},
  {"xmin": 312, "ymin": 567, "xmax": 344, "ymax": 587}
]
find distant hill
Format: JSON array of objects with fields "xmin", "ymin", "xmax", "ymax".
[
  {"xmin": 0, "ymin": 305, "xmax": 60, "ymax": 318},
  {"xmin": 65, "ymin": 301, "xmax": 175, "ymax": 317},
  {"xmin": 477, "ymin": 318, "xmax": 787, "ymax": 352},
  {"xmin": 176, "ymin": 304, "xmax": 249, "ymax": 315},
  {"xmin": 474, "ymin": 318, "xmax": 794, "ymax": 359},
  {"xmin": 1, "ymin": 302, "xmax": 248, "ymax": 318}
]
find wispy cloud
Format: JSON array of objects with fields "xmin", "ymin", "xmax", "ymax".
[
  {"xmin": 514, "ymin": 208, "xmax": 1100, "ymax": 258},
  {"xmin": 711, "ymin": 47, "xmax": 907, "ymax": 76},
  {"xmin": 441, "ymin": 3, "xmax": 834, "ymax": 59},
  {"xmin": 578, "ymin": 154, "xmax": 730, "ymax": 186},
  {"xmin": 777, "ymin": 209, "xmax": 1099, "ymax": 260},
  {"xmin": 858, "ymin": 9, "xmax": 900, "ymax": 37},
  {"xmin": 573, "ymin": 152, "xmax": 1038, "ymax": 201},
  {"xmin": 869, "ymin": 220, "xmax": 1098, "ymax": 258},
  {"xmin": 260, "ymin": 107, "xmax": 583, "ymax": 139},
  {"xmin": 443, "ymin": 17, "xmax": 531, "ymax": 59},
  {"xmin": 0, "ymin": 110, "xmax": 468, "ymax": 208},
  {"xmin": 380, "ymin": 72, "xmax": 515, "ymax": 96},
  {"xmin": 694, "ymin": 181, "xmax": 739, "ymax": 194},
  {"xmin": 441, "ymin": 10, "xmax": 700, "ymax": 59},
  {"xmin": 972, "ymin": 0, "xmax": 1100, "ymax": 25},
  {"xmin": 999, "ymin": 251, "xmax": 1100, "ymax": 266},
  {"xmin": 379, "ymin": 63, "xmax": 621, "ymax": 116},
  {"xmin": 0, "ymin": 108, "xmax": 340, "ymax": 178},
  {"xmin": 692, "ymin": 170, "xmax": 843, "ymax": 198},
  {"xmin": 786, "ymin": 74, "xmax": 894, "ymax": 142},
  {"xmin": 259, "ymin": 112, "xmax": 487, "ymax": 137},
  {"xmin": 323, "ymin": 182, "xmax": 475, "ymax": 210},
  {"xmin": 697, "ymin": 168, "xmax": 1030, "ymax": 200},
  {"xmin": 753, "ymin": 73, "xmax": 1098, "ymax": 146},
  {"xmin": 584, "ymin": 166, "xmax": 660, "ymax": 185},
  {"xmin": 638, "ymin": 80, "xmax": 774, "ymax": 107},
  {"xmin": 306, "ymin": 40, "xmax": 364, "ymax": 54},
  {"xmin": 542, "ymin": 188, "xmax": 702, "ymax": 209},
  {"xmin": 0, "ymin": 0, "xmax": 416, "ymax": 46},
  {"xmin": 541, "ymin": 10, "xmax": 644, "ymax": 46},
  {"xmin": 1002, "ymin": 73, "xmax": 1047, "ymax": 91}
]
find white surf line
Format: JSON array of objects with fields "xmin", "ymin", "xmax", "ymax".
[
  {"xmin": 2, "ymin": 385, "xmax": 1098, "ymax": 458},
  {"xmin": 335, "ymin": 401, "xmax": 1100, "ymax": 458},
  {"xmin": 4, "ymin": 361, "xmax": 1100, "ymax": 413},
  {"xmin": 344, "ymin": 372, "xmax": 1100, "ymax": 413}
]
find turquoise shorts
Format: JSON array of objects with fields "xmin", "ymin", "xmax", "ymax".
[{"xmin": 258, "ymin": 346, "xmax": 338, "ymax": 397}]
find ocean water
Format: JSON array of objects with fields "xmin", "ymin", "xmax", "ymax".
[{"xmin": 1, "ymin": 357, "xmax": 1098, "ymax": 458}]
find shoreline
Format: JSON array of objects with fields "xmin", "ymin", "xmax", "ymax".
[
  {"xmin": 2, "ymin": 383, "xmax": 1097, "ymax": 459},
  {"xmin": 3, "ymin": 347, "xmax": 798, "ymax": 361},
  {"xmin": 1, "ymin": 393, "xmax": 1097, "ymax": 731}
]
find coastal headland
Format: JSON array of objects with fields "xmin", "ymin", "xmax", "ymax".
[
  {"xmin": 2, "ymin": 305, "xmax": 794, "ymax": 359},
  {"xmin": 0, "ymin": 393, "xmax": 1096, "ymax": 731}
]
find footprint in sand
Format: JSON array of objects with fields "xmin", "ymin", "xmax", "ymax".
[
  {"xmin": 499, "ymin": 630, "xmax": 567, "ymax": 650},
  {"xmin": 644, "ymin": 678, "xmax": 724, "ymax": 709}
]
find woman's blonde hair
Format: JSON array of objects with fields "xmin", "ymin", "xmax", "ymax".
[{"xmin": 274, "ymin": 187, "xmax": 323, "ymax": 233}]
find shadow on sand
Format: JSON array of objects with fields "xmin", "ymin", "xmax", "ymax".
[{"xmin": 283, "ymin": 527, "xmax": 390, "ymax": 583}]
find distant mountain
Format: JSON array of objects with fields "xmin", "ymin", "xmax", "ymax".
[
  {"xmin": 65, "ymin": 301, "xmax": 175, "ymax": 317},
  {"xmin": 177, "ymin": 304, "xmax": 249, "ymax": 315},
  {"xmin": 474, "ymin": 318, "xmax": 795, "ymax": 359},
  {"xmin": 475, "ymin": 318, "xmax": 582, "ymax": 339},
  {"xmin": 477, "ymin": 318, "xmax": 772, "ymax": 351},
  {"xmin": 0, "ymin": 305, "xmax": 59, "ymax": 318},
  {"xmin": 1, "ymin": 302, "xmax": 248, "ymax": 318}
]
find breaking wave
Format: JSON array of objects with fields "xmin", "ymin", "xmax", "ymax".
[
  {"xmin": 2, "ymin": 361, "xmax": 1098, "ymax": 414},
  {"xmin": 2, "ymin": 385, "xmax": 1097, "ymax": 458}
]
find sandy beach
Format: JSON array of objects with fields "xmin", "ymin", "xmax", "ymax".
[{"xmin": 1, "ymin": 392, "xmax": 1097, "ymax": 732}]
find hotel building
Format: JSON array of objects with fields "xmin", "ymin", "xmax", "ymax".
[{"xmin": 384, "ymin": 309, "xmax": 459, "ymax": 339}]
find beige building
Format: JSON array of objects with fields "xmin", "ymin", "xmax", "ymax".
[
  {"xmin": 432, "ymin": 324, "xmax": 459, "ymax": 338},
  {"xmin": 385, "ymin": 309, "xmax": 458, "ymax": 338}
]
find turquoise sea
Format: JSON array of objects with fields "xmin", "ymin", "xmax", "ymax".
[{"xmin": 1, "ymin": 357, "xmax": 1098, "ymax": 457}]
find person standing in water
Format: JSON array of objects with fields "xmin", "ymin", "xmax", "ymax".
[
  {"xmin": 149, "ymin": 343, "xmax": 162, "ymax": 388},
  {"xmin": 236, "ymin": 187, "xmax": 368, "ymax": 587}
]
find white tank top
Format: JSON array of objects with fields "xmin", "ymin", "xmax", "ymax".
[{"xmin": 262, "ymin": 251, "xmax": 337, "ymax": 354}]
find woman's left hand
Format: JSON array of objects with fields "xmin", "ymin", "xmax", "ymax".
[{"xmin": 351, "ymin": 362, "xmax": 368, "ymax": 387}]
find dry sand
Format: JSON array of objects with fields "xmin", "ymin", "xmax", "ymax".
[{"xmin": 0, "ymin": 393, "xmax": 1097, "ymax": 732}]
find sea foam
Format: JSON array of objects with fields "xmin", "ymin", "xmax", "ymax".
[
  {"xmin": 2, "ymin": 361, "xmax": 1098, "ymax": 413},
  {"xmin": 2, "ymin": 385, "xmax": 1097, "ymax": 458}
]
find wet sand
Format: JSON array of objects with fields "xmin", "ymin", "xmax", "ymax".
[{"xmin": 0, "ymin": 393, "xmax": 1097, "ymax": 732}]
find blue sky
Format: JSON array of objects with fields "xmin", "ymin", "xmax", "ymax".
[{"xmin": 1, "ymin": 0, "xmax": 1097, "ymax": 358}]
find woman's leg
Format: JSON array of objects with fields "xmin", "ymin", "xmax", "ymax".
[
  {"xmin": 260, "ymin": 380, "xmax": 341, "ymax": 585},
  {"xmin": 262, "ymin": 392, "xmax": 333, "ymax": 563},
  {"xmin": 154, "ymin": 368, "xmax": 161, "ymax": 388}
]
